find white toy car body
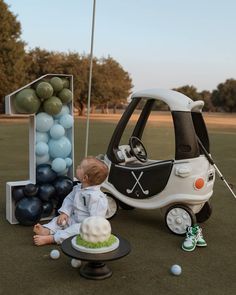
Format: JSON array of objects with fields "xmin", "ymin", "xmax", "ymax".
[{"xmin": 102, "ymin": 89, "xmax": 215, "ymax": 235}]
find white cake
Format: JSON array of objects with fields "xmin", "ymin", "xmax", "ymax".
[
  {"xmin": 80, "ymin": 216, "xmax": 111, "ymax": 243},
  {"xmin": 71, "ymin": 216, "xmax": 119, "ymax": 254}
]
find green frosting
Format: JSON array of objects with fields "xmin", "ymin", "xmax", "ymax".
[{"xmin": 76, "ymin": 234, "xmax": 117, "ymax": 249}]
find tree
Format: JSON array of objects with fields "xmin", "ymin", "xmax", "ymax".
[
  {"xmin": 211, "ymin": 79, "xmax": 236, "ymax": 112},
  {"xmin": 173, "ymin": 85, "xmax": 201, "ymax": 101},
  {"xmin": 0, "ymin": 0, "xmax": 26, "ymax": 113},
  {"xmin": 94, "ymin": 57, "xmax": 133, "ymax": 113},
  {"xmin": 199, "ymin": 90, "xmax": 215, "ymax": 112},
  {"xmin": 25, "ymin": 48, "xmax": 65, "ymax": 82}
]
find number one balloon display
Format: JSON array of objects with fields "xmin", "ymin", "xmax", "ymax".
[{"xmin": 5, "ymin": 74, "xmax": 74, "ymax": 225}]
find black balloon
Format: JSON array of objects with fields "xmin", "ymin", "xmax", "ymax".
[
  {"xmin": 41, "ymin": 201, "xmax": 54, "ymax": 218},
  {"xmin": 36, "ymin": 164, "xmax": 57, "ymax": 184},
  {"xmin": 23, "ymin": 183, "xmax": 39, "ymax": 197},
  {"xmin": 15, "ymin": 197, "xmax": 43, "ymax": 226},
  {"xmin": 12, "ymin": 186, "xmax": 25, "ymax": 203},
  {"xmin": 37, "ymin": 184, "xmax": 56, "ymax": 202}
]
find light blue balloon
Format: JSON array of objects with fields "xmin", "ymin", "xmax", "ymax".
[
  {"xmin": 48, "ymin": 136, "xmax": 72, "ymax": 158},
  {"xmin": 50, "ymin": 124, "xmax": 65, "ymax": 139},
  {"xmin": 57, "ymin": 167, "xmax": 69, "ymax": 176},
  {"xmin": 36, "ymin": 112, "xmax": 54, "ymax": 132},
  {"xmin": 36, "ymin": 132, "xmax": 49, "ymax": 143},
  {"xmin": 51, "ymin": 158, "xmax": 67, "ymax": 173},
  {"xmin": 36, "ymin": 153, "xmax": 50, "ymax": 165},
  {"xmin": 54, "ymin": 105, "xmax": 70, "ymax": 119},
  {"xmin": 36, "ymin": 142, "xmax": 49, "ymax": 156},
  {"xmin": 59, "ymin": 114, "xmax": 73, "ymax": 129},
  {"xmin": 65, "ymin": 157, "xmax": 73, "ymax": 167}
]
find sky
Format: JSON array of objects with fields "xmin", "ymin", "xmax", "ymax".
[{"xmin": 4, "ymin": 0, "xmax": 236, "ymax": 92}]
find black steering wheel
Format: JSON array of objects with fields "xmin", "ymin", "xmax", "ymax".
[{"xmin": 129, "ymin": 136, "xmax": 148, "ymax": 162}]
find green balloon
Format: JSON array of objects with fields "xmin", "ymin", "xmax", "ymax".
[
  {"xmin": 61, "ymin": 78, "xmax": 70, "ymax": 89},
  {"xmin": 58, "ymin": 88, "xmax": 72, "ymax": 104},
  {"xmin": 50, "ymin": 77, "xmax": 63, "ymax": 92},
  {"xmin": 36, "ymin": 82, "xmax": 54, "ymax": 99},
  {"xmin": 43, "ymin": 96, "xmax": 62, "ymax": 115},
  {"xmin": 32, "ymin": 78, "xmax": 50, "ymax": 90},
  {"xmin": 14, "ymin": 88, "xmax": 41, "ymax": 114}
]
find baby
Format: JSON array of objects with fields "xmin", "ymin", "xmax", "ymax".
[{"xmin": 33, "ymin": 156, "xmax": 109, "ymax": 245}]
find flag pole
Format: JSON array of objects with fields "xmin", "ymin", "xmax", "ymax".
[{"xmin": 85, "ymin": 0, "xmax": 96, "ymax": 157}]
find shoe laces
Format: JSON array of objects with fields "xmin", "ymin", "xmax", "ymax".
[
  {"xmin": 185, "ymin": 226, "xmax": 196, "ymax": 241},
  {"xmin": 195, "ymin": 226, "xmax": 203, "ymax": 239}
]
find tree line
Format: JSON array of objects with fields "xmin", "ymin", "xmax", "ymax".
[{"xmin": 1, "ymin": 0, "xmax": 236, "ymax": 114}]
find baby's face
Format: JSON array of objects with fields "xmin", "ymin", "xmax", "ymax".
[{"xmin": 76, "ymin": 161, "xmax": 86, "ymax": 182}]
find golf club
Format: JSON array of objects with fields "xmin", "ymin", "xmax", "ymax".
[{"xmin": 197, "ymin": 137, "xmax": 236, "ymax": 199}]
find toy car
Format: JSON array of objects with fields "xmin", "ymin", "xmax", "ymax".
[{"xmin": 102, "ymin": 89, "xmax": 215, "ymax": 235}]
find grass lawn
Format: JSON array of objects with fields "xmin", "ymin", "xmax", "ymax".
[{"xmin": 0, "ymin": 116, "xmax": 236, "ymax": 295}]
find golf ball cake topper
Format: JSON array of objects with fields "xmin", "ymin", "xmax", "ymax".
[{"xmin": 5, "ymin": 74, "xmax": 74, "ymax": 225}]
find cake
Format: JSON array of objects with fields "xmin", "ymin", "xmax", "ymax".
[{"xmin": 71, "ymin": 216, "xmax": 119, "ymax": 253}]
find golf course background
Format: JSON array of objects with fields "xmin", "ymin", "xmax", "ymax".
[{"xmin": 0, "ymin": 112, "xmax": 236, "ymax": 295}]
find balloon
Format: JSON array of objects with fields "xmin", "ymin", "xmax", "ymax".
[
  {"xmin": 36, "ymin": 112, "xmax": 54, "ymax": 132},
  {"xmin": 41, "ymin": 201, "xmax": 54, "ymax": 218},
  {"xmin": 36, "ymin": 132, "xmax": 49, "ymax": 143},
  {"xmin": 23, "ymin": 183, "xmax": 39, "ymax": 197},
  {"xmin": 35, "ymin": 142, "xmax": 49, "ymax": 156},
  {"xmin": 15, "ymin": 197, "xmax": 43, "ymax": 226},
  {"xmin": 48, "ymin": 136, "xmax": 72, "ymax": 158},
  {"xmin": 65, "ymin": 157, "xmax": 73, "ymax": 167},
  {"xmin": 50, "ymin": 77, "xmax": 63, "ymax": 92},
  {"xmin": 36, "ymin": 153, "xmax": 50, "ymax": 165},
  {"xmin": 59, "ymin": 114, "xmax": 73, "ymax": 129},
  {"xmin": 54, "ymin": 105, "xmax": 70, "ymax": 119},
  {"xmin": 14, "ymin": 88, "xmax": 41, "ymax": 114},
  {"xmin": 57, "ymin": 168, "xmax": 69, "ymax": 176},
  {"xmin": 37, "ymin": 183, "xmax": 56, "ymax": 202},
  {"xmin": 50, "ymin": 124, "xmax": 65, "ymax": 139},
  {"xmin": 36, "ymin": 82, "xmax": 53, "ymax": 99},
  {"xmin": 51, "ymin": 158, "xmax": 67, "ymax": 173},
  {"xmin": 36, "ymin": 164, "xmax": 57, "ymax": 184},
  {"xmin": 58, "ymin": 88, "xmax": 72, "ymax": 104},
  {"xmin": 12, "ymin": 186, "xmax": 26, "ymax": 203},
  {"xmin": 61, "ymin": 78, "xmax": 70, "ymax": 88},
  {"xmin": 53, "ymin": 176, "xmax": 73, "ymax": 199},
  {"xmin": 43, "ymin": 96, "xmax": 62, "ymax": 115}
]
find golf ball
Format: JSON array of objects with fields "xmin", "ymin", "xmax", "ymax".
[
  {"xmin": 71, "ymin": 259, "xmax": 82, "ymax": 268},
  {"xmin": 170, "ymin": 264, "xmax": 182, "ymax": 276},
  {"xmin": 50, "ymin": 249, "xmax": 60, "ymax": 260}
]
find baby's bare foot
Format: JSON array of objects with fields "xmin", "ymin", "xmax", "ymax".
[
  {"xmin": 33, "ymin": 224, "xmax": 50, "ymax": 236},
  {"xmin": 33, "ymin": 235, "xmax": 54, "ymax": 246}
]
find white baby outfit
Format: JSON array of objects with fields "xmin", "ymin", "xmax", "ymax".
[{"xmin": 44, "ymin": 183, "xmax": 108, "ymax": 244}]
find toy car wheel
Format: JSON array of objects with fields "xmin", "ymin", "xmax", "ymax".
[
  {"xmin": 196, "ymin": 201, "xmax": 212, "ymax": 223},
  {"xmin": 165, "ymin": 205, "xmax": 196, "ymax": 235},
  {"xmin": 105, "ymin": 193, "xmax": 119, "ymax": 220}
]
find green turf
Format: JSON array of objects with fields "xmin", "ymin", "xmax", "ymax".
[{"xmin": 0, "ymin": 118, "xmax": 236, "ymax": 295}]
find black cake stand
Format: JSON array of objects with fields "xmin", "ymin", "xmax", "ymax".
[{"xmin": 61, "ymin": 235, "xmax": 131, "ymax": 280}]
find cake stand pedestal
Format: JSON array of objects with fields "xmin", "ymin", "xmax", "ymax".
[{"xmin": 61, "ymin": 235, "xmax": 131, "ymax": 280}]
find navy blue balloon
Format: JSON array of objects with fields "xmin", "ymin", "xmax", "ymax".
[
  {"xmin": 53, "ymin": 176, "xmax": 73, "ymax": 199},
  {"xmin": 41, "ymin": 201, "xmax": 54, "ymax": 218},
  {"xmin": 12, "ymin": 186, "xmax": 25, "ymax": 203},
  {"xmin": 23, "ymin": 183, "xmax": 39, "ymax": 197},
  {"xmin": 15, "ymin": 197, "xmax": 43, "ymax": 226},
  {"xmin": 37, "ymin": 184, "xmax": 56, "ymax": 202},
  {"xmin": 36, "ymin": 164, "xmax": 57, "ymax": 184}
]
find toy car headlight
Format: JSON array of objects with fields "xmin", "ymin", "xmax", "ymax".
[{"xmin": 194, "ymin": 178, "xmax": 205, "ymax": 190}]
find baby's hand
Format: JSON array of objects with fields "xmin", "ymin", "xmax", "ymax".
[{"xmin": 57, "ymin": 213, "xmax": 68, "ymax": 226}]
